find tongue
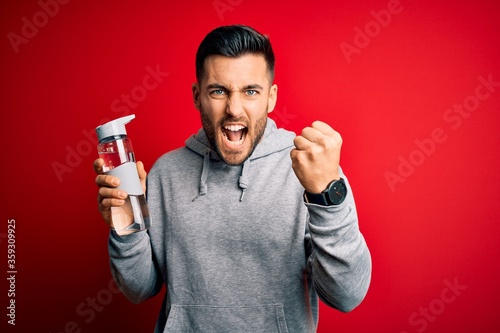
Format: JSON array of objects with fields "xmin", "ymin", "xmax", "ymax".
[{"xmin": 225, "ymin": 129, "xmax": 242, "ymax": 142}]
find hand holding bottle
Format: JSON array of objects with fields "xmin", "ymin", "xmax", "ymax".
[
  {"xmin": 94, "ymin": 159, "xmax": 147, "ymax": 233},
  {"xmin": 94, "ymin": 115, "xmax": 151, "ymax": 235}
]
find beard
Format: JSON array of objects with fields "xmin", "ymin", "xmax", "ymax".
[{"xmin": 200, "ymin": 107, "xmax": 268, "ymax": 166}]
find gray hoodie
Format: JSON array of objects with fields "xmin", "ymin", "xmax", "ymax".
[{"xmin": 108, "ymin": 118, "xmax": 371, "ymax": 333}]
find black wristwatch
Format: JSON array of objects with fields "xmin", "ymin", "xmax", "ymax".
[{"xmin": 303, "ymin": 178, "xmax": 347, "ymax": 206}]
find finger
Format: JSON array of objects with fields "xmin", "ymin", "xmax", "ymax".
[
  {"xmin": 311, "ymin": 121, "xmax": 337, "ymax": 136},
  {"xmin": 93, "ymin": 158, "xmax": 104, "ymax": 174},
  {"xmin": 98, "ymin": 186, "xmax": 127, "ymax": 201},
  {"xmin": 136, "ymin": 161, "xmax": 147, "ymax": 181},
  {"xmin": 99, "ymin": 196, "xmax": 126, "ymax": 209},
  {"xmin": 95, "ymin": 174, "xmax": 120, "ymax": 188},
  {"xmin": 301, "ymin": 122, "xmax": 342, "ymax": 149},
  {"xmin": 300, "ymin": 126, "xmax": 324, "ymax": 143},
  {"xmin": 290, "ymin": 147, "xmax": 298, "ymax": 161},
  {"xmin": 290, "ymin": 148, "xmax": 309, "ymax": 164},
  {"xmin": 290, "ymin": 148, "xmax": 303, "ymax": 170},
  {"xmin": 293, "ymin": 135, "xmax": 313, "ymax": 151},
  {"xmin": 314, "ymin": 121, "xmax": 342, "ymax": 145}
]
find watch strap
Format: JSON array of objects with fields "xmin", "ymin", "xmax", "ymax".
[
  {"xmin": 303, "ymin": 178, "xmax": 347, "ymax": 206},
  {"xmin": 303, "ymin": 190, "xmax": 330, "ymax": 206}
]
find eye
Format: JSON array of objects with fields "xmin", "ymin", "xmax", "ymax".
[
  {"xmin": 210, "ymin": 89, "xmax": 225, "ymax": 96},
  {"xmin": 246, "ymin": 90, "xmax": 258, "ymax": 96}
]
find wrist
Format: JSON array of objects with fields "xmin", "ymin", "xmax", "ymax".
[{"xmin": 303, "ymin": 178, "xmax": 347, "ymax": 206}]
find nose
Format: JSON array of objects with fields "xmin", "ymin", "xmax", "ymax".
[{"xmin": 226, "ymin": 93, "xmax": 244, "ymax": 118}]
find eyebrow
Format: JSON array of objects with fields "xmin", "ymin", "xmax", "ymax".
[
  {"xmin": 206, "ymin": 83, "xmax": 226, "ymax": 90},
  {"xmin": 206, "ymin": 83, "xmax": 264, "ymax": 91},
  {"xmin": 243, "ymin": 84, "xmax": 264, "ymax": 90}
]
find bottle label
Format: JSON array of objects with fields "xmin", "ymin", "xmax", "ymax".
[{"xmin": 106, "ymin": 162, "xmax": 144, "ymax": 195}]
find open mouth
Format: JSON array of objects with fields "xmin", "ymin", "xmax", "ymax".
[{"xmin": 222, "ymin": 124, "xmax": 247, "ymax": 147}]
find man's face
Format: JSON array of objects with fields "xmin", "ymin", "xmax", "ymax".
[{"xmin": 192, "ymin": 54, "xmax": 278, "ymax": 165}]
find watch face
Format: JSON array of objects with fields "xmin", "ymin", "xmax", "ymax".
[{"xmin": 328, "ymin": 179, "xmax": 347, "ymax": 205}]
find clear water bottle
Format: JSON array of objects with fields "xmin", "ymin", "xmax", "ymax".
[{"xmin": 95, "ymin": 114, "xmax": 151, "ymax": 235}]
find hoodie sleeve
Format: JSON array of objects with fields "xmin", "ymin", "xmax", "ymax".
[
  {"xmin": 108, "ymin": 229, "xmax": 162, "ymax": 304},
  {"xmin": 305, "ymin": 172, "xmax": 372, "ymax": 312}
]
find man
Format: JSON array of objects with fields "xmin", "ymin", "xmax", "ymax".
[{"xmin": 95, "ymin": 25, "xmax": 371, "ymax": 332}]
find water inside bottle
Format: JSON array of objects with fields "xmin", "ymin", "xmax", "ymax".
[
  {"xmin": 98, "ymin": 149, "xmax": 150, "ymax": 235},
  {"xmin": 99, "ymin": 150, "xmax": 135, "ymax": 172},
  {"xmin": 111, "ymin": 194, "xmax": 151, "ymax": 236}
]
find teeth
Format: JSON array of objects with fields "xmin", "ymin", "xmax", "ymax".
[
  {"xmin": 222, "ymin": 124, "xmax": 246, "ymax": 146},
  {"xmin": 222, "ymin": 127, "xmax": 246, "ymax": 146},
  {"xmin": 224, "ymin": 125, "xmax": 245, "ymax": 132},
  {"xmin": 225, "ymin": 135, "xmax": 245, "ymax": 146}
]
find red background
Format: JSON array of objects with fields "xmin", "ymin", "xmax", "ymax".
[{"xmin": 1, "ymin": 0, "xmax": 499, "ymax": 332}]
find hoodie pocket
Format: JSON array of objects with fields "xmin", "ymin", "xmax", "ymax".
[{"xmin": 164, "ymin": 303, "xmax": 289, "ymax": 333}]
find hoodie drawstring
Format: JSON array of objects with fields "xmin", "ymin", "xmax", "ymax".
[
  {"xmin": 238, "ymin": 159, "xmax": 250, "ymax": 202},
  {"xmin": 192, "ymin": 149, "xmax": 251, "ymax": 202},
  {"xmin": 192, "ymin": 149, "xmax": 211, "ymax": 201}
]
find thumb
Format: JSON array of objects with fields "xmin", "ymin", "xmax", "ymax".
[{"xmin": 136, "ymin": 161, "xmax": 147, "ymax": 193}]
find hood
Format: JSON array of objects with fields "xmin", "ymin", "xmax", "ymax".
[{"xmin": 185, "ymin": 118, "xmax": 296, "ymax": 201}]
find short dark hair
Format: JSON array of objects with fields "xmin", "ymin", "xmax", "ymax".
[{"xmin": 195, "ymin": 25, "xmax": 275, "ymax": 83}]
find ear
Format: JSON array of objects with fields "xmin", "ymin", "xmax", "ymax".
[
  {"xmin": 192, "ymin": 83, "xmax": 201, "ymax": 110},
  {"xmin": 267, "ymin": 84, "xmax": 278, "ymax": 113}
]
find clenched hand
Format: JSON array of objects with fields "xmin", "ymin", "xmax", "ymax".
[{"xmin": 290, "ymin": 121, "xmax": 342, "ymax": 194}]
